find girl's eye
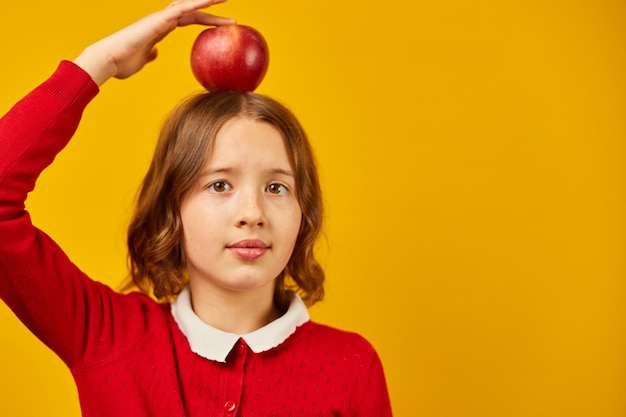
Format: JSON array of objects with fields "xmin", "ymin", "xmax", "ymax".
[
  {"xmin": 208, "ymin": 181, "xmax": 232, "ymax": 193},
  {"xmin": 266, "ymin": 183, "xmax": 288, "ymax": 195}
]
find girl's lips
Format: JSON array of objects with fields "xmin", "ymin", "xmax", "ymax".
[{"xmin": 227, "ymin": 239, "xmax": 270, "ymax": 261}]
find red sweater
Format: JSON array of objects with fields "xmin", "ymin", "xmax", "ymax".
[{"xmin": 0, "ymin": 61, "xmax": 392, "ymax": 417}]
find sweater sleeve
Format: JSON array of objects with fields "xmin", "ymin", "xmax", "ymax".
[
  {"xmin": 0, "ymin": 61, "xmax": 151, "ymax": 370},
  {"xmin": 350, "ymin": 341, "xmax": 394, "ymax": 416}
]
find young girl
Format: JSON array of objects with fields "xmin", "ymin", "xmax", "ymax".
[{"xmin": 0, "ymin": 1, "xmax": 392, "ymax": 415}]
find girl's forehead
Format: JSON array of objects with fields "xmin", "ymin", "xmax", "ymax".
[{"xmin": 205, "ymin": 117, "xmax": 293, "ymax": 172}]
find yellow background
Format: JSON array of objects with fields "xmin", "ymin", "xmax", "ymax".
[{"xmin": 1, "ymin": 1, "xmax": 625, "ymax": 416}]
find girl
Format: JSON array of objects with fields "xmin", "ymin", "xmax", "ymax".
[{"xmin": 0, "ymin": 1, "xmax": 392, "ymax": 416}]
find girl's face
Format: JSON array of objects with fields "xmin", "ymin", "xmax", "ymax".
[{"xmin": 180, "ymin": 116, "xmax": 302, "ymax": 299}]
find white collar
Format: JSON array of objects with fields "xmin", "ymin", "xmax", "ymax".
[{"xmin": 171, "ymin": 286, "xmax": 310, "ymax": 363}]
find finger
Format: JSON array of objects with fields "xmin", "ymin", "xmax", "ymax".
[
  {"xmin": 159, "ymin": 0, "xmax": 233, "ymax": 28},
  {"xmin": 178, "ymin": 12, "xmax": 236, "ymax": 27},
  {"xmin": 140, "ymin": 0, "xmax": 231, "ymax": 42},
  {"xmin": 166, "ymin": 0, "xmax": 227, "ymax": 14},
  {"xmin": 147, "ymin": 47, "xmax": 158, "ymax": 63}
]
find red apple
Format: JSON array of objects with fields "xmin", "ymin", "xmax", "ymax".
[{"xmin": 190, "ymin": 24, "xmax": 269, "ymax": 92}]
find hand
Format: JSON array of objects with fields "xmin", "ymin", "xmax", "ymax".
[{"xmin": 73, "ymin": 0, "xmax": 235, "ymax": 86}]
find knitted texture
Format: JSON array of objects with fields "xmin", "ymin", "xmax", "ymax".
[{"xmin": 0, "ymin": 61, "xmax": 392, "ymax": 417}]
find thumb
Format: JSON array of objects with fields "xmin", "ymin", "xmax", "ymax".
[{"xmin": 147, "ymin": 47, "xmax": 159, "ymax": 63}]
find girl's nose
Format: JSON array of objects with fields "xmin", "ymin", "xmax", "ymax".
[{"xmin": 235, "ymin": 190, "xmax": 266, "ymax": 227}]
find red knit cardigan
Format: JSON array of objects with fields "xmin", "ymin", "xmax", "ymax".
[{"xmin": 0, "ymin": 61, "xmax": 392, "ymax": 417}]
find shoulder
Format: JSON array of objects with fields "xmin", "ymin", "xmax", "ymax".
[{"xmin": 294, "ymin": 321, "xmax": 380, "ymax": 360}]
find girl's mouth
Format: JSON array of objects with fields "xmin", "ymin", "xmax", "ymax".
[{"xmin": 227, "ymin": 239, "xmax": 270, "ymax": 260}]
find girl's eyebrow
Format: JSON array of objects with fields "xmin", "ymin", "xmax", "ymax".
[
  {"xmin": 200, "ymin": 167, "xmax": 295, "ymax": 177},
  {"xmin": 200, "ymin": 167, "xmax": 233, "ymax": 176},
  {"xmin": 269, "ymin": 168, "xmax": 295, "ymax": 178}
]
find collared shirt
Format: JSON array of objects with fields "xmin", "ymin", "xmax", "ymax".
[{"xmin": 171, "ymin": 286, "xmax": 310, "ymax": 362}]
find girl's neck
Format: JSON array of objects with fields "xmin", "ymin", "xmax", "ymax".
[{"xmin": 188, "ymin": 282, "xmax": 281, "ymax": 335}]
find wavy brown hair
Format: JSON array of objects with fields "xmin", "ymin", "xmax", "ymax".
[{"xmin": 126, "ymin": 91, "xmax": 324, "ymax": 308}]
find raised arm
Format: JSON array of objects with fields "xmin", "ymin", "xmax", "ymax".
[
  {"xmin": 0, "ymin": 0, "xmax": 233, "ymax": 368},
  {"xmin": 74, "ymin": 0, "xmax": 235, "ymax": 85}
]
